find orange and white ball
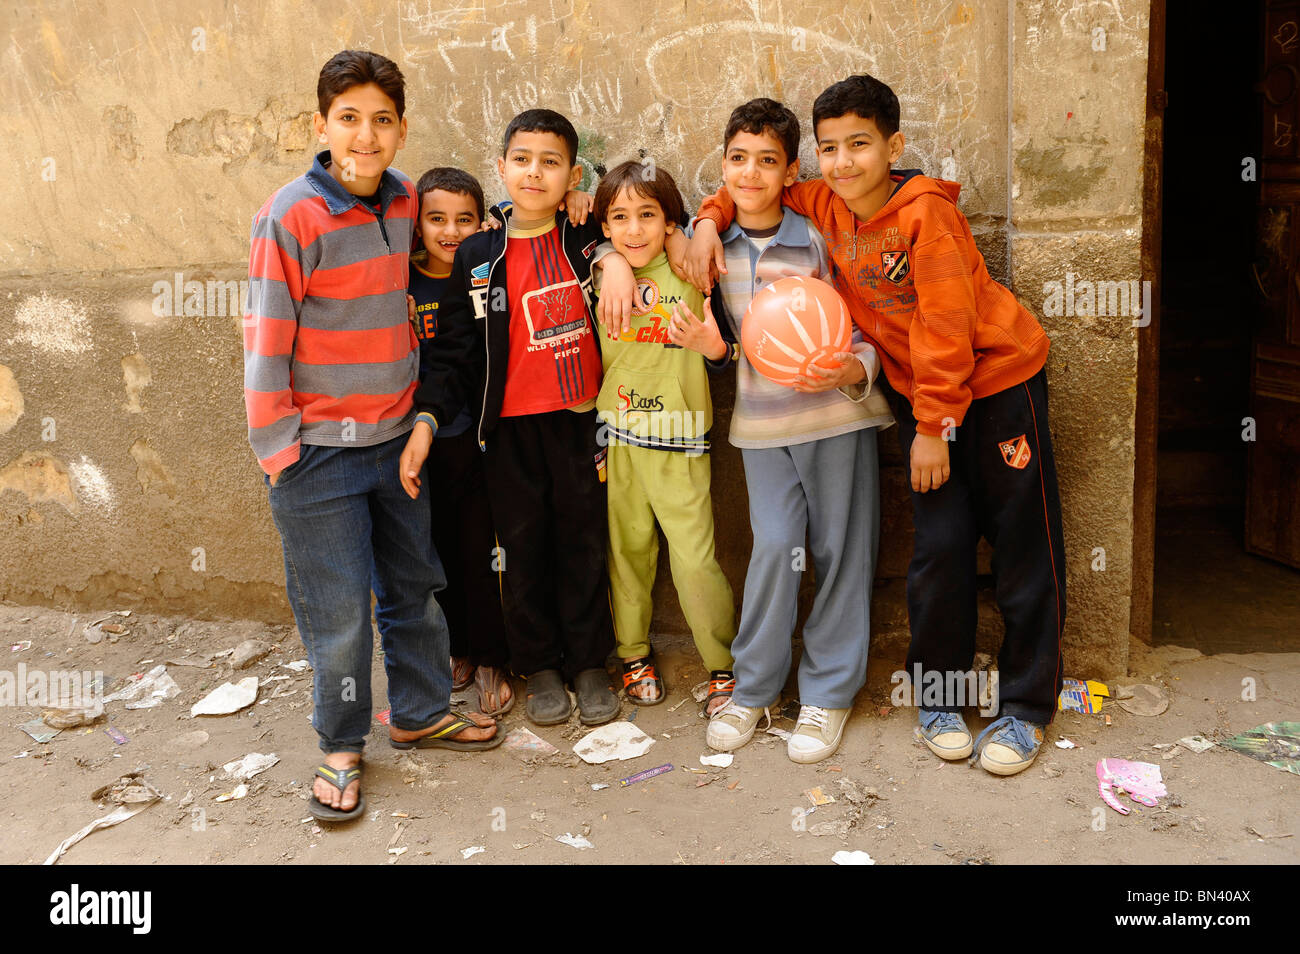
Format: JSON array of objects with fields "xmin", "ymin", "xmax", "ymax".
[{"xmin": 740, "ymin": 275, "xmax": 853, "ymax": 386}]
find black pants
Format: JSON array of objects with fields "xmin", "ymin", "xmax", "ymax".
[
  {"xmin": 482, "ymin": 407, "xmax": 614, "ymax": 681},
  {"xmin": 884, "ymin": 367, "xmax": 1066, "ymax": 724},
  {"xmin": 427, "ymin": 426, "xmax": 510, "ymax": 669}
]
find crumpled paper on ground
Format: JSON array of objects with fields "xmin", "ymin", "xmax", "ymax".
[
  {"xmin": 832, "ymin": 850, "xmax": 876, "ymax": 865},
  {"xmin": 573, "ymin": 721, "xmax": 654, "ymax": 764},
  {"xmin": 190, "ymin": 677, "xmax": 259, "ymax": 716},
  {"xmin": 502, "ymin": 727, "xmax": 559, "ymax": 757},
  {"xmin": 222, "ymin": 752, "xmax": 280, "ymax": 781},
  {"xmin": 1220, "ymin": 721, "xmax": 1300, "ymax": 776},
  {"xmin": 555, "ymin": 832, "xmax": 594, "ymax": 849},
  {"xmin": 45, "ymin": 775, "xmax": 161, "ymax": 865},
  {"xmin": 90, "ymin": 773, "xmax": 161, "ymax": 806},
  {"xmin": 103, "ymin": 665, "xmax": 181, "ymax": 709}
]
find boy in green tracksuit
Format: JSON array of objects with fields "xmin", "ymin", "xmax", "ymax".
[{"xmin": 592, "ymin": 160, "xmax": 736, "ymax": 711}]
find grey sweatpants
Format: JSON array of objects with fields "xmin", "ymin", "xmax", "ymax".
[{"xmin": 732, "ymin": 428, "xmax": 881, "ymax": 709}]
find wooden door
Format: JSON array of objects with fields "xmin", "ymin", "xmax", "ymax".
[{"xmin": 1249, "ymin": 1, "xmax": 1300, "ymax": 567}]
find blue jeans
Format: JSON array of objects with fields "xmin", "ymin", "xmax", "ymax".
[{"xmin": 267, "ymin": 437, "xmax": 452, "ymax": 754}]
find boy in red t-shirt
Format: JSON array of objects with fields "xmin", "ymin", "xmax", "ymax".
[{"xmin": 400, "ymin": 109, "xmax": 640, "ymax": 727}]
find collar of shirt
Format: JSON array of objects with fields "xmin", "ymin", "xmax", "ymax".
[
  {"xmin": 305, "ymin": 149, "xmax": 406, "ymax": 216},
  {"xmin": 718, "ymin": 205, "xmax": 814, "ymax": 250}
]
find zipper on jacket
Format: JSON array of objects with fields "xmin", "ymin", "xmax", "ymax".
[
  {"xmin": 478, "ymin": 237, "xmax": 507, "ymax": 451},
  {"xmin": 558, "ymin": 218, "xmax": 594, "ymax": 314}
]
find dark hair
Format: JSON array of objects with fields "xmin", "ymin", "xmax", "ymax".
[
  {"xmin": 723, "ymin": 97, "xmax": 801, "ymax": 166},
  {"xmin": 317, "ymin": 50, "xmax": 406, "ymax": 119},
  {"xmin": 501, "ymin": 108, "xmax": 579, "ymax": 166},
  {"xmin": 415, "ymin": 167, "xmax": 485, "ymax": 221},
  {"xmin": 594, "ymin": 160, "xmax": 688, "ymax": 229},
  {"xmin": 813, "ymin": 74, "xmax": 900, "ymax": 138}
]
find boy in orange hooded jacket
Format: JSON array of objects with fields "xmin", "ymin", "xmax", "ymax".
[{"xmin": 688, "ymin": 73, "xmax": 1066, "ymax": 777}]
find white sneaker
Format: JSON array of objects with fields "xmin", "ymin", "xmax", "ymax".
[
  {"xmin": 788, "ymin": 705, "xmax": 850, "ymax": 764},
  {"xmin": 706, "ymin": 701, "xmax": 770, "ymax": 751}
]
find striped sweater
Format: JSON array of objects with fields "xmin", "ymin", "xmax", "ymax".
[
  {"xmin": 243, "ymin": 151, "xmax": 419, "ymax": 474},
  {"xmin": 708, "ymin": 209, "xmax": 894, "ymax": 449}
]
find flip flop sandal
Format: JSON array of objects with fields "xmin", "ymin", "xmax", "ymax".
[
  {"xmin": 388, "ymin": 711, "xmax": 504, "ymax": 751},
  {"xmin": 475, "ymin": 666, "xmax": 515, "ymax": 717},
  {"xmin": 621, "ymin": 657, "xmax": 665, "ymax": 706},
  {"xmin": 701, "ymin": 669, "xmax": 736, "ymax": 717},
  {"xmin": 574, "ymin": 668, "xmax": 620, "ymax": 726},
  {"xmin": 525, "ymin": 669, "xmax": 572, "ymax": 726},
  {"xmin": 450, "ymin": 657, "xmax": 475, "ymax": 692},
  {"xmin": 308, "ymin": 761, "xmax": 366, "ymax": 822}
]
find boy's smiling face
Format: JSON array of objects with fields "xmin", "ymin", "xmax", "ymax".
[
  {"xmin": 313, "ymin": 82, "xmax": 407, "ymax": 196},
  {"xmin": 815, "ymin": 112, "xmax": 905, "ymax": 219},
  {"xmin": 417, "ymin": 189, "xmax": 481, "ymax": 271},
  {"xmin": 601, "ymin": 185, "xmax": 674, "ymax": 269},
  {"xmin": 497, "ymin": 130, "xmax": 582, "ymax": 220},
  {"xmin": 723, "ymin": 129, "xmax": 798, "ymax": 228}
]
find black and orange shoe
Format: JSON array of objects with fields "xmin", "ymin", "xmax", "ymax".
[
  {"xmin": 702, "ymin": 669, "xmax": 735, "ymax": 717},
  {"xmin": 621, "ymin": 656, "xmax": 665, "ymax": 706}
]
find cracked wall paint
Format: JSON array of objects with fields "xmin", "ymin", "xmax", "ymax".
[
  {"xmin": 121, "ymin": 354, "xmax": 152, "ymax": 414},
  {"xmin": 0, "ymin": 365, "xmax": 23, "ymax": 433},
  {"xmin": 0, "ymin": 453, "xmax": 78, "ymax": 513},
  {"xmin": 129, "ymin": 438, "xmax": 177, "ymax": 500}
]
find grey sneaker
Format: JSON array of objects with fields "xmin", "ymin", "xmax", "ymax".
[
  {"xmin": 918, "ymin": 708, "xmax": 973, "ymax": 760},
  {"xmin": 972, "ymin": 715, "xmax": 1044, "ymax": 776}
]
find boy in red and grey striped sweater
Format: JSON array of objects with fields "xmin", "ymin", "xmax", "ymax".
[{"xmin": 243, "ymin": 50, "xmax": 500, "ymax": 824}]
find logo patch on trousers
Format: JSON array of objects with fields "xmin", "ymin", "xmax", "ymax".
[
  {"xmin": 998, "ymin": 434, "xmax": 1032, "ymax": 470},
  {"xmin": 595, "ymin": 447, "xmax": 607, "ymax": 483}
]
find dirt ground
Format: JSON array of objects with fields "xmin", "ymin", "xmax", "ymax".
[{"xmin": 2, "ymin": 603, "xmax": 1297, "ymax": 866}]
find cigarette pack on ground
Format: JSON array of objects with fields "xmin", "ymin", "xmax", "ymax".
[{"xmin": 1057, "ymin": 677, "xmax": 1109, "ymax": 714}]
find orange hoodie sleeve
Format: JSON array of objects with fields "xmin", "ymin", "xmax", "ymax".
[
  {"xmin": 694, "ymin": 179, "xmax": 837, "ymax": 232},
  {"xmin": 694, "ymin": 185, "xmax": 734, "ymax": 231},
  {"xmin": 907, "ymin": 217, "xmax": 979, "ymax": 436}
]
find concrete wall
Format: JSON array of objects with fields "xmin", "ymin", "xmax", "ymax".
[{"xmin": 0, "ymin": 0, "xmax": 1148, "ymax": 677}]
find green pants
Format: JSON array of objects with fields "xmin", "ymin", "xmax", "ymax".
[{"xmin": 606, "ymin": 444, "xmax": 736, "ymax": 672}]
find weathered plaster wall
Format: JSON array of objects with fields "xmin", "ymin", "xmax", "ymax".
[
  {"xmin": 1007, "ymin": 0, "xmax": 1148, "ymax": 677},
  {"xmin": 0, "ymin": 0, "xmax": 1147, "ymax": 677}
]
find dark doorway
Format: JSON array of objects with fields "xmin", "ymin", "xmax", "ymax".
[{"xmin": 1152, "ymin": 0, "xmax": 1300, "ymax": 654}]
